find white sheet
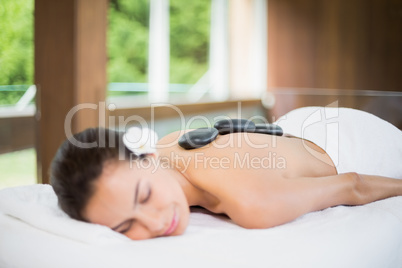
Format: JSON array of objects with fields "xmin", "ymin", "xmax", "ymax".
[
  {"xmin": 1, "ymin": 184, "xmax": 402, "ymax": 268},
  {"xmin": 0, "ymin": 184, "xmax": 129, "ymax": 245}
]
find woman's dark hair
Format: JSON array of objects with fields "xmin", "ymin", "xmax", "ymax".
[{"xmin": 50, "ymin": 127, "xmax": 134, "ymax": 221}]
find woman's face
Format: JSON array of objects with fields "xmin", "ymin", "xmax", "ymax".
[{"xmin": 83, "ymin": 158, "xmax": 190, "ymax": 240}]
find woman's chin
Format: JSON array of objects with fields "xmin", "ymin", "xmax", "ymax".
[{"xmin": 174, "ymin": 209, "xmax": 190, "ymax": 236}]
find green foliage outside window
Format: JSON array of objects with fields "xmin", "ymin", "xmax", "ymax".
[
  {"xmin": 169, "ymin": 0, "xmax": 210, "ymax": 84},
  {"xmin": 108, "ymin": 0, "xmax": 210, "ymax": 86},
  {"xmin": 0, "ymin": 0, "xmax": 34, "ymax": 105},
  {"xmin": 0, "ymin": 0, "xmax": 210, "ymax": 104},
  {"xmin": 108, "ymin": 0, "xmax": 150, "ymax": 83}
]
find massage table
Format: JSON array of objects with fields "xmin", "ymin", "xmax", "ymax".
[
  {"xmin": 1, "ymin": 184, "xmax": 402, "ymax": 268},
  {"xmin": 2, "ymin": 105, "xmax": 402, "ymax": 267}
]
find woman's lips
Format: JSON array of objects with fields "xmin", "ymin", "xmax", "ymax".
[{"xmin": 163, "ymin": 209, "xmax": 179, "ymax": 236}]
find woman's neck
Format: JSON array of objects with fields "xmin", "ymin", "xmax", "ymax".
[
  {"xmin": 162, "ymin": 165, "xmax": 204, "ymax": 207},
  {"xmin": 157, "ymin": 154, "xmax": 220, "ymax": 210}
]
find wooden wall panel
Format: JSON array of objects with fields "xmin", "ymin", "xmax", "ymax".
[
  {"xmin": 267, "ymin": 0, "xmax": 402, "ymax": 91},
  {"xmin": 267, "ymin": 0, "xmax": 402, "ymax": 123},
  {"xmin": 35, "ymin": 0, "xmax": 107, "ymax": 184},
  {"xmin": 0, "ymin": 117, "xmax": 35, "ymax": 154}
]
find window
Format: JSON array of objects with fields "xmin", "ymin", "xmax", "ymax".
[
  {"xmin": 0, "ymin": 0, "xmax": 34, "ymax": 106},
  {"xmin": 107, "ymin": 0, "xmax": 212, "ymax": 105},
  {"xmin": 107, "ymin": 0, "xmax": 268, "ymax": 107},
  {"xmin": 0, "ymin": 0, "xmax": 36, "ymax": 189}
]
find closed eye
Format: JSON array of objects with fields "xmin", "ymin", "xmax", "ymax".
[
  {"xmin": 140, "ymin": 188, "xmax": 152, "ymax": 204},
  {"xmin": 119, "ymin": 219, "xmax": 134, "ymax": 234}
]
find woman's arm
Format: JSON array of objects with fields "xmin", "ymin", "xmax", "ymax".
[
  {"xmin": 351, "ymin": 173, "xmax": 402, "ymax": 205},
  {"xmin": 225, "ymin": 172, "xmax": 402, "ymax": 229},
  {"xmin": 292, "ymin": 172, "xmax": 402, "ymax": 209}
]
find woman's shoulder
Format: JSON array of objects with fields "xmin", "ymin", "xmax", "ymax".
[{"xmin": 157, "ymin": 129, "xmax": 196, "ymax": 148}]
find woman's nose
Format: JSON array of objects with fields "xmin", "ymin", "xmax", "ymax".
[{"xmin": 136, "ymin": 209, "xmax": 165, "ymax": 233}]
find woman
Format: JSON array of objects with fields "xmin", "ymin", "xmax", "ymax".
[{"xmin": 50, "ymin": 107, "xmax": 402, "ymax": 240}]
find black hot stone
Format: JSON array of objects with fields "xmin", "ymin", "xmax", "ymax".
[
  {"xmin": 254, "ymin": 124, "xmax": 284, "ymax": 136},
  {"xmin": 178, "ymin": 128, "xmax": 219, "ymax": 150},
  {"xmin": 214, "ymin": 119, "xmax": 256, "ymax": 135}
]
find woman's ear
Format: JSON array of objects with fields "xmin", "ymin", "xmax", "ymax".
[{"xmin": 148, "ymin": 152, "xmax": 159, "ymax": 159}]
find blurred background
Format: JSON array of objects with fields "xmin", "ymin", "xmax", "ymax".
[{"xmin": 0, "ymin": 0, "xmax": 401, "ymax": 188}]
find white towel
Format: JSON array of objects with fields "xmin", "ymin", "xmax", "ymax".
[
  {"xmin": 275, "ymin": 106, "xmax": 402, "ymax": 178},
  {"xmin": 0, "ymin": 184, "xmax": 130, "ymax": 245}
]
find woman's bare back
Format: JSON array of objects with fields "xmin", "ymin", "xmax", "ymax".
[
  {"xmin": 157, "ymin": 131, "xmax": 340, "ymax": 226},
  {"xmin": 159, "ymin": 131, "xmax": 336, "ymax": 180}
]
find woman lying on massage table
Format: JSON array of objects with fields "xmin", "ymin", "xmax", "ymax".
[{"xmin": 50, "ymin": 107, "xmax": 402, "ymax": 240}]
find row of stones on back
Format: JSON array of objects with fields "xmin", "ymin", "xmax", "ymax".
[{"xmin": 178, "ymin": 119, "xmax": 284, "ymax": 150}]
